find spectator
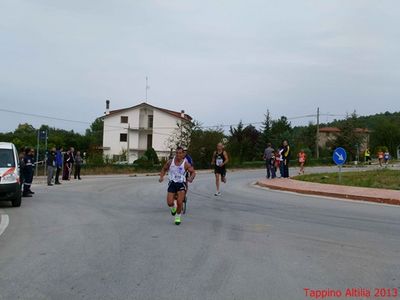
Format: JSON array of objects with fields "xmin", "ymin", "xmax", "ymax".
[
  {"xmin": 377, "ymin": 150, "xmax": 384, "ymax": 167},
  {"xmin": 46, "ymin": 147, "xmax": 56, "ymax": 186},
  {"xmin": 282, "ymin": 140, "xmax": 291, "ymax": 178},
  {"xmin": 364, "ymin": 148, "xmax": 371, "ymax": 165},
  {"xmin": 278, "ymin": 145, "xmax": 285, "ymax": 178},
  {"xmin": 55, "ymin": 147, "xmax": 63, "ymax": 185},
  {"xmin": 74, "ymin": 151, "xmax": 83, "ymax": 180},
  {"xmin": 18, "ymin": 147, "xmax": 26, "ymax": 190},
  {"xmin": 297, "ymin": 149, "xmax": 307, "ymax": 175},
  {"xmin": 274, "ymin": 149, "xmax": 281, "ymax": 177},
  {"xmin": 384, "ymin": 151, "xmax": 390, "ymax": 165},
  {"xmin": 62, "ymin": 149, "xmax": 71, "ymax": 180},
  {"xmin": 69, "ymin": 147, "xmax": 75, "ymax": 180},
  {"xmin": 263, "ymin": 143, "xmax": 276, "ymax": 179},
  {"xmin": 22, "ymin": 148, "xmax": 35, "ymax": 197}
]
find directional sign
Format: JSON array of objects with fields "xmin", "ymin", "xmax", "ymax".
[{"xmin": 333, "ymin": 147, "xmax": 347, "ymax": 165}]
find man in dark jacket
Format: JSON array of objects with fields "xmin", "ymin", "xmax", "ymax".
[
  {"xmin": 22, "ymin": 148, "xmax": 35, "ymax": 197},
  {"xmin": 55, "ymin": 147, "xmax": 63, "ymax": 184},
  {"xmin": 46, "ymin": 147, "xmax": 56, "ymax": 186},
  {"xmin": 282, "ymin": 140, "xmax": 291, "ymax": 178}
]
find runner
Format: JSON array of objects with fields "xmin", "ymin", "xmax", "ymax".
[
  {"xmin": 159, "ymin": 147, "xmax": 196, "ymax": 225},
  {"xmin": 297, "ymin": 149, "xmax": 307, "ymax": 175},
  {"xmin": 184, "ymin": 149, "xmax": 194, "ymax": 192},
  {"xmin": 211, "ymin": 143, "xmax": 229, "ymax": 196}
]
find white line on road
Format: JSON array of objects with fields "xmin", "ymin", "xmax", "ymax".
[
  {"xmin": 0, "ymin": 213, "xmax": 10, "ymax": 237},
  {"xmin": 252, "ymin": 183, "xmax": 400, "ymax": 208}
]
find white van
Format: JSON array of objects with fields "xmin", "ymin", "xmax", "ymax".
[{"xmin": 0, "ymin": 142, "xmax": 22, "ymax": 207}]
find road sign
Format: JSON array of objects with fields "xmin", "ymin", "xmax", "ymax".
[{"xmin": 333, "ymin": 147, "xmax": 347, "ymax": 165}]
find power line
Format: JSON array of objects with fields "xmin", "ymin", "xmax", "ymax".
[{"xmin": 0, "ymin": 107, "xmax": 345, "ymax": 132}]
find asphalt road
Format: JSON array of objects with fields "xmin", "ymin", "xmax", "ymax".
[{"xmin": 0, "ymin": 169, "xmax": 399, "ymax": 300}]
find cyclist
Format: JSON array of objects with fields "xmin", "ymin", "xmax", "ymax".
[
  {"xmin": 211, "ymin": 143, "xmax": 229, "ymax": 196},
  {"xmin": 159, "ymin": 146, "xmax": 196, "ymax": 225}
]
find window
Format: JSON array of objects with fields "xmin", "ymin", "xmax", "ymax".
[
  {"xmin": 0, "ymin": 149, "xmax": 15, "ymax": 168},
  {"xmin": 147, "ymin": 134, "xmax": 153, "ymax": 150},
  {"xmin": 148, "ymin": 115, "xmax": 153, "ymax": 129},
  {"xmin": 121, "ymin": 116, "xmax": 128, "ymax": 123},
  {"xmin": 120, "ymin": 133, "xmax": 127, "ymax": 142}
]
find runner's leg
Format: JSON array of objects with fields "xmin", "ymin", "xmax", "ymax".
[{"xmin": 215, "ymin": 173, "xmax": 220, "ymax": 193}]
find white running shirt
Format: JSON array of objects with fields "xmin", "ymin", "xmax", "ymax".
[{"xmin": 168, "ymin": 157, "xmax": 186, "ymax": 183}]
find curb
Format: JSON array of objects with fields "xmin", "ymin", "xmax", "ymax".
[{"xmin": 256, "ymin": 181, "xmax": 400, "ymax": 206}]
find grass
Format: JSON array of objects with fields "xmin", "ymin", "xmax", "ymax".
[{"xmin": 295, "ymin": 168, "xmax": 400, "ymax": 190}]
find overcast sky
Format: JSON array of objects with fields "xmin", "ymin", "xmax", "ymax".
[{"xmin": 1, "ymin": 0, "xmax": 399, "ymax": 133}]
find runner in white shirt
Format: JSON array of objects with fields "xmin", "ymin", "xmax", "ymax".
[{"xmin": 159, "ymin": 146, "xmax": 196, "ymax": 225}]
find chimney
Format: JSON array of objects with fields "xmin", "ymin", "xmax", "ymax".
[
  {"xmin": 105, "ymin": 99, "xmax": 110, "ymax": 115},
  {"xmin": 180, "ymin": 110, "xmax": 185, "ymax": 119}
]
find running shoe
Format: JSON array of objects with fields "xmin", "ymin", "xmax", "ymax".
[
  {"xmin": 214, "ymin": 192, "xmax": 221, "ymax": 196},
  {"xmin": 170, "ymin": 207, "xmax": 177, "ymax": 216},
  {"xmin": 175, "ymin": 215, "xmax": 181, "ymax": 225}
]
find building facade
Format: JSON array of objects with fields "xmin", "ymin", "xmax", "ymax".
[
  {"xmin": 102, "ymin": 102, "xmax": 192, "ymax": 163},
  {"xmin": 318, "ymin": 127, "xmax": 371, "ymax": 152}
]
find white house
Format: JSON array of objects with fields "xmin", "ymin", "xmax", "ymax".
[{"xmin": 102, "ymin": 101, "xmax": 192, "ymax": 162}]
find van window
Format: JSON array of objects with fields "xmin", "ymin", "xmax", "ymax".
[{"xmin": 0, "ymin": 149, "xmax": 15, "ymax": 168}]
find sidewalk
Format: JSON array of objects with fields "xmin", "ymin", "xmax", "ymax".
[{"xmin": 256, "ymin": 178, "xmax": 400, "ymax": 205}]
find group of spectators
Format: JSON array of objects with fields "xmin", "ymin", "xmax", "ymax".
[
  {"xmin": 46, "ymin": 147, "xmax": 83, "ymax": 186},
  {"xmin": 18, "ymin": 146, "xmax": 84, "ymax": 197},
  {"xmin": 263, "ymin": 140, "xmax": 292, "ymax": 179}
]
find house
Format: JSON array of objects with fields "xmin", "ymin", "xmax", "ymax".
[
  {"xmin": 102, "ymin": 101, "xmax": 192, "ymax": 163},
  {"xmin": 318, "ymin": 127, "xmax": 371, "ymax": 152}
]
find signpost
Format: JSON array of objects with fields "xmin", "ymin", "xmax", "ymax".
[{"xmin": 333, "ymin": 147, "xmax": 347, "ymax": 183}]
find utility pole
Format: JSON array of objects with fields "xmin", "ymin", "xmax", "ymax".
[
  {"xmin": 316, "ymin": 107, "xmax": 320, "ymax": 159},
  {"xmin": 127, "ymin": 123, "xmax": 130, "ymax": 163},
  {"xmin": 35, "ymin": 130, "xmax": 40, "ymax": 176}
]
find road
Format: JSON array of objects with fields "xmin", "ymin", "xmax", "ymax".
[{"xmin": 0, "ymin": 170, "xmax": 399, "ymax": 300}]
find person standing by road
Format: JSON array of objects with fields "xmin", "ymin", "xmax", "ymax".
[
  {"xmin": 46, "ymin": 147, "xmax": 56, "ymax": 186},
  {"xmin": 55, "ymin": 147, "xmax": 63, "ymax": 184},
  {"xmin": 263, "ymin": 143, "xmax": 275, "ymax": 179},
  {"xmin": 74, "ymin": 151, "xmax": 83, "ymax": 180},
  {"xmin": 364, "ymin": 148, "xmax": 371, "ymax": 165},
  {"xmin": 282, "ymin": 140, "xmax": 291, "ymax": 178},
  {"xmin": 69, "ymin": 147, "xmax": 75, "ymax": 180},
  {"xmin": 62, "ymin": 149, "xmax": 71, "ymax": 180},
  {"xmin": 211, "ymin": 143, "xmax": 229, "ymax": 196},
  {"xmin": 22, "ymin": 148, "xmax": 34, "ymax": 197},
  {"xmin": 297, "ymin": 149, "xmax": 307, "ymax": 175}
]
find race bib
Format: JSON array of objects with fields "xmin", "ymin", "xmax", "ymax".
[{"xmin": 216, "ymin": 158, "xmax": 223, "ymax": 166}]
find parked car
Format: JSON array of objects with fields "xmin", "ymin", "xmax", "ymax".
[{"xmin": 0, "ymin": 142, "xmax": 21, "ymax": 207}]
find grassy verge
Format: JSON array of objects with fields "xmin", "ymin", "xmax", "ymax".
[{"xmin": 295, "ymin": 168, "xmax": 400, "ymax": 190}]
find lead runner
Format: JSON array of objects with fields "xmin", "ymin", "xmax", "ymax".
[{"xmin": 159, "ymin": 146, "xmax": 196, "ymax": 225}]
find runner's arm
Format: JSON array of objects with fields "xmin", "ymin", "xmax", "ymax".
[
  {"xmin": 220, "ymin": 151, "xmax": 229, "ymax": 166},
  {"xmin": 211, "ymin": 151, "xmax": 216, "ymax": 166},
  {"xmin": 185, "ymin": 162, "xmax": 196, "ymax": 183},
  {"xmin": 159, "ymin": 160, "xmax": 171, "ymax": 182}
]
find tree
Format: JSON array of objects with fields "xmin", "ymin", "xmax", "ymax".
[
  {"xmin": 86, "ymin": 117, "xmax": 104, "ymax": 146},
  {"xmin": 166, "ymin": 120, "xmax": 201, "ymax": 151},
  {"xmin": 333, "ymin": 112, "xmax": 364, "ymax": 161},
  {"xmin": 370, "ymin": 119, "xmax": 400, "ymax": 156},
  {"xmin": 227, "ymin": 122, "xmax": 262, "ymax": 163},
  {"xmin": 270, "ymin": 116, "xmax": 292, "ymax": 147},
  {"xmin": 260, "ymin": 109, "xmax": 272, "ymax": 145}
]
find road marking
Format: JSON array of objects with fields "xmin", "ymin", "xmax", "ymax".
[
  {"xmin": 0, "ymin": 213, "xmax": 10, "ymax": 237},
  {"xmin": 253, "ymin": 183, "xmax": 400, "ymax": 208}
]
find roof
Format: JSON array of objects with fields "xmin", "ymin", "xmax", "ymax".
[
  {"xmin": 105, "ymin": 102, "xmax": 192, "ymax": 122},
  {"xmin": 319, "ymin": 127, "xmax": 371, "ymax": 133},
  {"xmin": 0, "ymin": 142, "xmax": 14, "ymax": 150}
]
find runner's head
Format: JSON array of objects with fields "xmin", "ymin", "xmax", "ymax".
[
  {"xmin": 176, "ymin": 146, "xmax": 185, "ymax": 160},
  {"xmin": 217, "ymin": 143, "xmax": 223, "ymax": 151}
]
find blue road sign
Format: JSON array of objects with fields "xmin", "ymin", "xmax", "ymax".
[{"xmin": 333, "ymin": 147, "xmax": 347, "ymax": 165}]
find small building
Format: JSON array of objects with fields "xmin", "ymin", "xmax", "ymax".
[
  {"xmin": 318, "ymin": 127, "xmax": 371, "ymax": 152},
  {"xmin": 102, "ymin": 101, "xmax": 192, "ymax": 163}
]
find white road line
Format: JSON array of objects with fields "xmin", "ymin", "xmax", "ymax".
[
  {"xmin": 252, "ymin": 183, "xmax": 400, "ymax": 208},
  {"xmin": 0, "ymin": 213, "xmax": 9, "ymax": 237}
]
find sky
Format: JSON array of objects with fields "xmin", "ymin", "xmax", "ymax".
[{"xmin": 1, "ymin": 0, "xmax": 399, "ymax": 133}]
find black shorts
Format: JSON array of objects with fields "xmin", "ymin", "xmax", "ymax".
[
  {"xmin": 214, "ymin": 166, "xmax": 226, "ymax": 177},
  {"xmin": 168, "ymin": 181, "xmax": 186, "ymax": 193}
]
